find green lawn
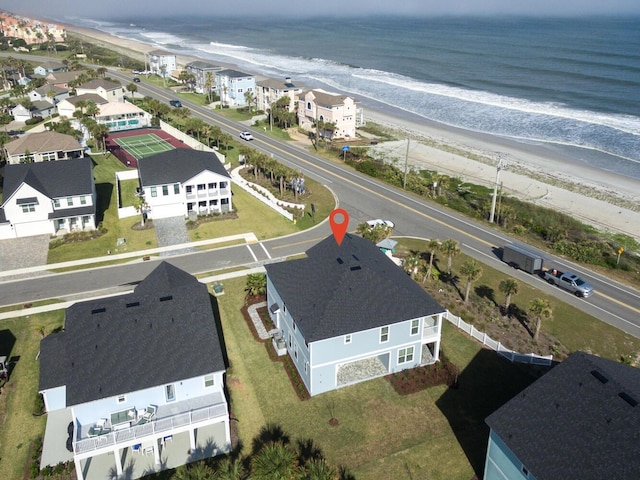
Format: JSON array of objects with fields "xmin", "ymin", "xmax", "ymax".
[{"xmin": 119, "ymin": 179, "xmax": 139, "ymax": 208}]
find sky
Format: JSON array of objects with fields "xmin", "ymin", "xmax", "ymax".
[{"xmin": 2, "ymin": 0, "xmax": 640, "ymax": 19}]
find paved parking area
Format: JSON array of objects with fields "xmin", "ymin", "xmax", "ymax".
[
  {"xmin": 153, "ymin": 217, "xmax": 195, "ymax": 256},
  {"xmin": 0, "ymin": 234, "xmax": 50, "ymax": 272}
]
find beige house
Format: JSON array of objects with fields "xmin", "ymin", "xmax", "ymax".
[
  {"xmin": 297, "ymin": 89, "xmax": 360, "ymax": 140},
  {"xmin": 45, "ymin": 71, "xmax": 84, "ymax": 89},
  {"xmin": 255, "ymin": 76, "xmax": 303, "ymax": 113},
  {"xmin": 4, "ymin": 131, "xmax": 84, "ymax": 165},
  {"xmin": 56, "ymin": 94, "xmax": 109, "ymax": 119},
  {"xmin": 75, "ymin": 79, "xmax": 125, "ymax": 103}
]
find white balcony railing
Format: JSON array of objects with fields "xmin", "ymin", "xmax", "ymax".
[
  {"xmin": 422, "ymin": 325, "xmax": 439, "ymax": 338},
  {"xmin": 74, "ymin": 402, "xmax": 228, "ymax": 455}
]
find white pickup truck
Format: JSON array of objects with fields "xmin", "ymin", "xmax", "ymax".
[{"xmin": 543, "ymin": 269, "xmax": 594, "ymax": 298}]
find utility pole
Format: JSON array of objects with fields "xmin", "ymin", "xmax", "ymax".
[
  {"xmin": 489, "ymin": 155, "xmax": 506, "ymax": 223},
  {"xmin": 403, "ymin": 138, "xmax": 410, "ymax": 189}
]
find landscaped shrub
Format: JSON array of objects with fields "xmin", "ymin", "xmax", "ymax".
[
  {"xmin": 386, "ymin": 352, "xmax": 460, "ymax": 395},
  {"xmin": 25, "ymin": 116, "xmax": 43, "ymax": 125}
]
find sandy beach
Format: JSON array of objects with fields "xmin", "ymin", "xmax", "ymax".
[{"xmin": 66, "ymin": 24, "xmax": 640, "ymax": 240}]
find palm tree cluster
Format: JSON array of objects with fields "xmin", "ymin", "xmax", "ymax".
[
  {"xmin": 269, "ymin": 97, "xmax": 297, "ymax": 129},
  {"xmin": 72, "ymin": 99, "xmax": 109, "ymax": 152},
  {"xmin": 170, "ymin": 424, "xmax": 345, "ymax": 480},
  {"xmin": 240, "ymin": 148, "xmax": 306, "ymax": 201}
]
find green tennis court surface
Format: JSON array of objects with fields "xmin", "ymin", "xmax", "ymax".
[{"xmin": 114, "ymin": 133, "xmax": 175, "ymax": 160}]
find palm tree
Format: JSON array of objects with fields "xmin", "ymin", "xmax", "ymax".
[
  {"xmin": 126, "ymin": 82, "xmax": 138, "ymax": 100},
  {"xmin": 498, "ymin": 279, "xmax": 519, "ymax": 312},
  {"xmin": 302, "ymin": 458, "xmax": 338, "ymax": 480},
  {"xmin": 528, "ymin": 298, "xmax": 552, "ymax": 342},
  {"xmin": 96, "ymin": 67, "xmax": 107, "ymax": 77},
  {"xmin": 250, "ymin": 441, "xmax": 300, "ymax": 480},
  {"xmin": 215, "ymin": 457, "xmax": 246, "ymax": 480},
  {"xmin": 460, "ymin": 260, "xmax": 483, "ymax": 303},
  {"xmin": 204, "ymin": 71, "xmax": 214, "ymax": 103},
  {"xmin": 424, "ymin": 238, "xmax": 440, "ymax": 282},
  {"xmin": 244, "ymin": 90, "xmax": 256, "ymax": 112},
  {"xmin": 245, "ymin": 273, "xmax": 267, "ymax": 298},
  {"xmin": 440, "ymin": 239, "xmax": 460, "ymax": 274},
  {"xmin": 403, "ymin": 253, "xmax": 421, "ymax": 280}
]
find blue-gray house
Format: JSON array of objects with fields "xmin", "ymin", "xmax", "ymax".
[
  {"xmin": 265, "ymin": 234, "xmax": 445, "ymax": 396},
  {"xmin": 484, "ymin": 351, "xmax": 640, "ymax": 480}
]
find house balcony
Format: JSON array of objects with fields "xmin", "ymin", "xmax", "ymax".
[
  {"xmin": 74, "ymin": 393, "xmax": 227, "ymax": 456},
  {"xmin": 422, "ymin": 324, "xmax": 439, "ymax": 339}
]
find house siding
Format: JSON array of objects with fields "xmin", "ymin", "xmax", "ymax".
[
  {"xmin": 3, "ymin": 184, "xmax": 55, "ymax": 237},
  {"xmin": 484, "ymin": 430, "xmax": 537, "ymax": 480}
]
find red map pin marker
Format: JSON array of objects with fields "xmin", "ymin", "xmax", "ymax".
[{"xmin": 329, "ymin": 208, "xmax": 349, "ymax": 245}]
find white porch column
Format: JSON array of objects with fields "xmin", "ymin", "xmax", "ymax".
[
  {"xmin": 74, "ymin": 458, "xmax": 84, "ymax": 480},
  {"xmin": 189, "ymin": 428, "xmax": 196, "ymax": 450},
  {"xmin": 223, "ymin": 417, "xmax": 231, "ymax": 451},
  {"xmin": 153, "ymin": 439, "xmax": 160, "ymax": 465},
  {"xmin": 114, "ymin": 447, "xmax": 123, "ymax": 476}
]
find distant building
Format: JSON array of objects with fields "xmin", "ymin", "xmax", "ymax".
[
  {"xmin": 4, "ymin": 131, "xmax": 83, "ymax": 165},
  {"xmin": 255, "ymin": 75, "xmax": 303, "ymax": 113},
  {"xmin": 75, "ymin": 79, "xmax": 125, "ymax": 103},
  {"xmin": 297, "ymin": 89, "xmax": 361, "ymax": 140},
  {"xmin": 56, "ymin": 94, "xmax": 109, "ymax": 119},
  {"xmin": 186, "ymin": 61, "xmax": 222, "ymax": 95},
  {"xmin": 215, "ymin": 69, "xmax": 256, "ymax": 107},
  {"xmin": 94, "ymin": 102, "xmax": 152, "ymax": 132},
  {"xmin": 148, "ymin": 50, "xmax": 177, "ymax": 78},
  {"xmin": 33, "ymin": 61, "xmax": 67, "ymax": 76},
  {"xmin": 29, "ymin": 84, "xmax": 69, "ymax": 104}
]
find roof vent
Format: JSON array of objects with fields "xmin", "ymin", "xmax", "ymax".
[
  {"xmin": 350, "ymin": 265, "xmax": 361, "ymax": 271},
  {"xmin": 160, "ymin": 295, "xmax": 173, "ymax": 302},
  {"xmin": 126, "ymin": 302, "xmax": 140, "ymax": 308},
  {"xmin": 352, "ymin": 254, "xmax": 360, "ymax": 261},
  {"xmin": 591, "ymin": 370, "xmax": 608, "ymax": 384},
  {"xmin": 91, "ymin": 307, "xmax": 106, "ymax": 314},
  {"xmin": 619, "ymin": 392, "xmax": 638, "ymax": 407}
]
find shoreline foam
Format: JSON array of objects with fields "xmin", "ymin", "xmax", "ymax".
[{"xmin": 62, "ymin": 23, "xmax": 640, "ymax": 240}]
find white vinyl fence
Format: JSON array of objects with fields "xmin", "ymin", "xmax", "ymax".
[{"xmin": 444, "ymin": 311, "xmax": 553, "ymax": 366}]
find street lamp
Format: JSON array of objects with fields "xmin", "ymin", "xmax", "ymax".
[{"xmin": 489, "ymin": 155, "xmax": 506, "ymax": 224}]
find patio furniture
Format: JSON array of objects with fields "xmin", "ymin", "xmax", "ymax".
[
  {"xmin": 144, "ymin": 445, "xmax": 154, "ymax": 456},
  {"xmin": 88, "ymin": 419, "xmax": 110, "ymax": 437},
  {"xmin": 142, "ymin": 405, "xmax": 156, "ymax": 422},
  {"xmin": 132, "ymin": 444, "xmax": 142, "ymax": 454}
]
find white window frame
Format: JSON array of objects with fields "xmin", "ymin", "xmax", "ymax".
[
  {"xmin": 21, "ymin": 204, "xmax": 36, "ymax": 213},
  {"xmin": 80, "ymin": 196, "xmax": 87, "ymax": 205},
  {"xmin": 204, "ymin": 374, "xmax": 215, "ymax": 388},
  {"xmin": 380, "ymin": 326, "xmax": 389, "ymax": 343},
  {"xmin": 410, "ymin": 319, "xmax": 420, "ymax": 336},
  {"xmin": 66, "ymin": 197, "xmax": 74, "ymax": 206},
  {"xmin": 165, "ymin": 384, "xmax": 176, "ymax": 402},
  {"xmin": 344, "ymin": 334, "xmax": 352, "ymax": 344},
  {"xmin": 53, "ymin": 199, "xmax": 60, "ymax": 208},
  {"xmin": 150, "ymin": 186, "xmax": 157, "ymax": 197},
  {"xmin": 117, "ymin": 394, "xmax": 126, "ymax": 404},
  {"xmin": 398, "ymin": 346, "xmax": 414, "ymax": 364}
]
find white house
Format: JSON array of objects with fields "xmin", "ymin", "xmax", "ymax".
[
  {"xmin": 4, "ymin": 131, "xmax": 84, "ymax": 165},
  {"xmin": 215, "ymin": 69, "xmax": 256, "ymax": 107},
  {"xmin": 29, "ymin": 84, "xmax": 69, "ymax": 104},
  {"xmin": 38, "ymin": 262, "xmax": 231, "ymax": 480},
  {"xmin": 94, "ymin": 102, "xmax": 152, "ymax": 132},
  {"xmin": 148, "ymin": 50, "xmax": 177, "ymax": 78},
  {"xmin": 265, "ymin": 234, "xmax": 445, "ymax": 396},
  {"xmin": 75, "ymin": 79, "xmax": 125, "ymax": 103},
  {"xmin": 297, "ymin": 89, "xmax": 361, "ymax": 140},
  {"xmin": 137, "ymin": 149, "xmax": 232, "ymax": 219},
  {"xmin": 56, "ymin": 94, "xmax": 108, "ymax": 119},
  {"xmin": 0, "ymin": 157, "xmax": 96, "ymax": 239}
]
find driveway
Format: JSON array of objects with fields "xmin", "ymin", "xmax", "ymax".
[
  {"xmin": 152, "ymin": 217, "xmax": 195, "ymax": 256},
  {"xmin": 0, "ymin": 234, "xmax": 50, "ymax": 274}
]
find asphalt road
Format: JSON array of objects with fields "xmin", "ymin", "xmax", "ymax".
[{"xmin": 2, "ymin": 64, "xmax": 639, "ymax": 339}]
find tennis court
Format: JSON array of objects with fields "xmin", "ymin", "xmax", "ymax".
[{"xmin": 114, "ymin": 133, "xmax": 176, "ymax": 160}]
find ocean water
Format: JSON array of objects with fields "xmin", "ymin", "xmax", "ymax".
[{"xmin": 65, "ymin": 15, "xmax": 640, "ymax": 179}]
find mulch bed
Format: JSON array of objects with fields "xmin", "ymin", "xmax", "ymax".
[{"xmin": 385, "ymin": 351, "xmax": 460, "ymax": 395}]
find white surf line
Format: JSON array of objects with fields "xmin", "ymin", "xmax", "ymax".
[
  {"xmin": 259, "ymin": 242, "xmax": 272, "ymax": 259},
  {"xmin": 246, "ymin": 244, "xmax": 258, "ymax": 262}
]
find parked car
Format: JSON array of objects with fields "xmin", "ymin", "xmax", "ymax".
[
  {"xmin": 132, "ymin": 77, "xmax": 141, "ymax": 83},
  {"xmin": 239, "ymin": 131, "xmax": 254, "ymax": 141},
  {"xmin": 169, "ymin": 99, "xmax": 182, "ymax": 107},
  {"xmin": 366, "ymin": 219, "xmax": 395, "ymax": 229}
]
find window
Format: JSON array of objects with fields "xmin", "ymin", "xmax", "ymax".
[
  {"xmin": 380, "ymin": 326, "xmax": 389, "ymax": 343},
  {"xmin": 204, "ymin": 374, "xmax": 215, "ymax": 388},
  {"xmin": 219, "ymin": 181, "xmax": 227, "ymax": 189},
  {"xmin": 42, "ymin": 152, "xmax": 56, "ymax": 161},
  {"xmin": 53, "ymin": 199, "xmax": 60, "ymax": 208},
  {"xmin": 344, "ymin": 334, "xmax": 352, "ymax": 344},
  {"xmin": 411, "ymin": 319, "xmax": 420, "ymax": 336},
  {"xmin": 208, "ymin": 182, "xmax": 216, "ymax": 189},
  {"xmin": 197, "ymin": 184, "xmax": 205, "ymax": 191},
  {"xmin": 294, "ymin": 344, "xmax": 298, "ymax": 360},
  {"xmin": 174, "ymin": 183, "xmax": 180, "ymax": 194},
  {"xmin": 21, "ymin": 204, "xmax": 36, "ymax": 213},
  {"xmin": 304, "ymin": 361, "xmax": 308, "ymax": 373},
  {"xmin": 80, "ymin": 196, "xmax": 87, "ymax": 205},
  {"xmin": 186, "ymin": 185, "xmax": 192, "ymax": 194},
  {"xmin": 117, "ymin": 394, "xmax": 126, "ymax": 404},
  {"xmin": 66, "ymin": 197, "xmax": 74, "ymax": 206},
  {"xmin": 398, "ymin": 346, "xmax": 414, "ymax": 364},
  {"xmin": 162, "ymin": 185, "xmax": 169, "ymax": 196},
  {"xmin": 165, "ymin": 384, "xmax": 176, "ymax": 402},
  {"xmin": 151, "ymin": 186, "xmax": 157, "ymax": 197},
  {"xmin": 221, "ymin": 198, "xmax": 229, "ymax": 205}
]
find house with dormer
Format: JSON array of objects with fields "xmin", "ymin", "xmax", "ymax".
[
  {"xmin": 38, "ymin": 262, "xmax": 231, "ymax": 480},
  {"xmin": 297, "ymin": 89, "xmax": 361, "ymax": 140},
  {"xmin": 255, "ymin": 76, "xmax": 303, "ymax": 114},
  {"xmin": 0, "ymin": 157, "xmax": 95, "ymax": 239},
  {"xmin": 138, "ymin": 149, "xmax": 232, "ymax": 219},
  {"xmin": 75, "ymin": 79, "xmax": 125, "ymax": 103},
  {"xmin": 484, "ymin": 351, "xmax": 640, "ymax": 480},
  {"xmin": 45, "ymin": 70, "xmax": 84, "ymax": 89},
  {"xmin": 57, "ymin": 94, "xmax": 108, "ymax": 119},
  {"xmin": 29, "ymin": 84, "xmax": 69, "ymax": 105},
  {"xmin": 265, "ymin": 234, "xmax": 445, "ymax": 396}
]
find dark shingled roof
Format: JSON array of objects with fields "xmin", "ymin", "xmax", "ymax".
[
  {"xmin": 1, "ymin": 158, "xmax": 94, "ymax": 205},
  {"xmin": 265, "ymin": 234, "xmax": 445, "ymax": 343},
  {"xmin": 486, "ymin": 351, "xmax": 640, "ymax": 480},
  {"xmin": 138, "ymin": 149, "xmax": 230, "ymax": 187},
  {"xmin": 38, "ymin": 262, "xmax": 225, "ymax": 406}
]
